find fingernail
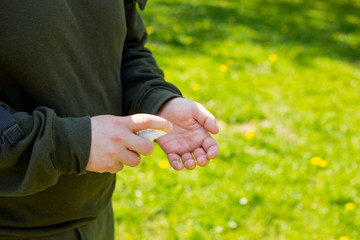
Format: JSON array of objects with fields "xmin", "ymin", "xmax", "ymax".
[
  {"xmin": 186, "ymin": 162, "xmax": 196, "ymax": 170},
  {"xmin": 189, "ymin": 165, "xmax": 196, "ymax": 170},
  {"xmin": 175, "ymin": 162, "xmax": 184, "ymax": 170},
  {"xmin": 207, "ymin": 151, "xmax": 217, "ymax": 159}
]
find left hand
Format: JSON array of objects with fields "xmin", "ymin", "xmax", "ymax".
[{"xmin": 156, "ymin": 98, "xmax": 219, "ymax": 170}]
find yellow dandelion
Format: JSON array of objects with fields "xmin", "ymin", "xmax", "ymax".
[
  {"xmin": 245, "ymin": 130, "xmax": 256, "ymax": 139},
  {"xmin": 350, "ymin": 42, "xmax": 358, "ymax": 49},
  {"xmin": 269, "ymin": 53, "xmax": 278, "ymax": 62},
  {"xmin": 192, "ymin": 83, "xmax": 201, "ymax": 91},
  {"xmin": 159, "ymin": 160, "xmax": 170, "ymax": 169},
  {"xmin": 172, "ymin": 24, "xmax": 180, "ymax": 32},
  {"xmin": 340, "ymin": 236, "xmax": 350, "ymax": 240},
  {"xmin": 203, "ymin": 21, "xmax": 211, "ymax": 30},
  {"xmin": 346, "ymin": 15, "xmax": 357, "ymax": 24},
  {"xmin": 164, "ymin": 34, "xmax": 172, "ymax": 42},
  {"xmin": 146, "ymin": 26, "xmax": 154, "ymax": 35},
  {"xmin": 211, "ymin": 49, "xmax": 219, "ymax": 56},
  {"xmin": 310, "ymin": 157, "xmax": 323, "ymax": 166},
  {"xmin": 124, "ymin": 232, "xmax": 133, "ymax": 240},
  {"xmin": 226, "ymin": 59, "xmax": 235, "ymax": 67},
  {"xmin": 318, "ymin": 160, "xmax": 328, "ymax": 168},
  {"xmin": 243, "ymin": 104, "xmax": 250, "ymax": 111},
  {"xmin": 345, "ymin": 202, "xmax": 356, "ymax": 211},
  {"xmin": 310, "ymin": 157, "xmax": 328, "ymax": 168},
  {"xmin": 184, "ymin": 36, "xmax": 193, "ymax": 45},
  {"xmin": 219, "ymin": 64, "xmax": 229, "ymax": 73}
]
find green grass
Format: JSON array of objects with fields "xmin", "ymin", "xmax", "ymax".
[{"xmin": 113, "ymin": 0, "xmax": 360, "ymax": 239}]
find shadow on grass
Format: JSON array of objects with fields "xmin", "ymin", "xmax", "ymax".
[{"xmin": 144, "ymin": 0, "xmax": 360, "ymax": 65}]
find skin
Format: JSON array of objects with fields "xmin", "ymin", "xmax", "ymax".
[
  {"xmin": 86, "ymin": 98, "xmax": 219, "ymax": 173},
  {"xmin": 156, "ymin": 98, "xmax": 219, "ymax": 170},
  {"xmin": 87, "ymin": 113, "xmax": 173, "ymax": 173}
]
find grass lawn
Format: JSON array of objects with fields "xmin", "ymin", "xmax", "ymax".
[{"xmin": 113, "ymin": 0, "xmax": 360, "ymax": 239}]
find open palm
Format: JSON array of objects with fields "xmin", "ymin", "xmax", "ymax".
[{"xmin": 156, "ymin": 98, "xmax": 219, "ymax": 170}]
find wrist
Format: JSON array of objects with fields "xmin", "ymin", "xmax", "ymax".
[{"xmin": 156, "ymin": 97, "xmax": 183, "ymax": 116}]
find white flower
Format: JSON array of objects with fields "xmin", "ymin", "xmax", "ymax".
[
  {"xmin": 228, "ymin": 220, "xmax": 238, "ymax": 229},
  {"xmin": 214, "ymin": 225, "xmax": 224, "ymax": 233},
  {"xmin": 239, "ymin": 197, "xmax": 248, "ymax": 205},
  {"xmin": 135, "ymin": 190, "xmax": 142, "ymax": 198}
]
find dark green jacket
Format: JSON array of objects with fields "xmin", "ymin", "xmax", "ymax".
[{"xmin": 0, "ymin": 0, "xmax": 181, "ymax": 238}]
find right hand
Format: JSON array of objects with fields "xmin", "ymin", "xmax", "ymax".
[{"xmin": 86, "ymin": 114, "xmax": 173, "ymax": 173}]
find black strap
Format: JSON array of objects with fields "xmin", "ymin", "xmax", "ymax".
[{"xmin": 0, "ymin": 106, "xmax": 24, "ymax": 149}]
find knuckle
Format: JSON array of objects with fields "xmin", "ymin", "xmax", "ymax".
[
  {"xmin": 114, "ymin": 117, "xmax": 125, "ymax": 126},
  {"xmin": 107, "ymin": 160, "xmax": 124, "ymax": 173},
  {"xmin": 115, "ymin": 163, "xmax": 124, "ymax": 172},
  {"xmin": 106, "ymin": 160, "xmax": 116, "ymax": 170},
  {"xmin": 107, "ymin": 150, "xmax": 119, "ymax": 159},
  {"xmin": 129, "ymin": 114, "xmax": 153, "ymax": 129},
  {"xmin": 106, "ymin": 151, "xmax": 121, "ymax": 164},
  {"xmin": 110, "ymin": 134, "xmax": 125, "ymax": 143},
  {"xmin": 140, "ymin": 115, "xmax": 152, "ymax": 127}
]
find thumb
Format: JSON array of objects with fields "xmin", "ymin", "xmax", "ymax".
[
  {"xmin": 194, "ymin": 102, "xmax": 219, "ymax": 134},
  {"xmin": 128, "ymin": 113, "xmax": 173, "ymax": 133}
]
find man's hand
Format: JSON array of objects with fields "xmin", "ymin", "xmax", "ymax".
[
  {"xmin": 156, "ymin": 98, "xmax": 219, "ymax": 170},
  {"xmin": 87, "ymin": 114, "xmax": 173, "ymax": 173}
]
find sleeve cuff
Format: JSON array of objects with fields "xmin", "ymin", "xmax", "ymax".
[
  {"xmin": 137, "ymin": 86, "xmax": 182, "ymax": 114},
  {"xmin": 52, "ymin": 116, "xmax": 91, "ymax": 175}
]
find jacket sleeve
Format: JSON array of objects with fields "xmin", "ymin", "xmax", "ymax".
[
  {"xmin": 0, "ymin": 102, "xmax": 91, "ymax": 197},
  {"xmin": 121, "ymin": 0, "xmax": 182, "ymax": 115}
]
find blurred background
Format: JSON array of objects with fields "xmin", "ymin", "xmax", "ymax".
[{"xmin": 113, "ymin": 0, "xmax": 360, "ymax": 239}]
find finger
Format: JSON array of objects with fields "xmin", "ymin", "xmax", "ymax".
[
  {"xmin": 193, "ymin": 147, "xmax": 210, "ymax": 167},
  {"xmin": 202, "ymin": 136, "xmax": 219, "ymax": 160},
  {"xmin": 194, "ymin": 102, "xmax": 219, "ymax": 134},
  {"xmin": 119, "ymin": 149, "xmax": 142, "ymax": 167},
  {"xmin": 128, "ymin": 114, "xmax": 173, "ymax": 133},
  {"xmin": 107, "ymin": 161, "xmax": 124, "ymax": 174},
  {"xmin": 125, "ymin": 134, "xmax": 154, "ymax": 156},
  {"xmin": 167, "ymin": 153, "xmax": 184, "ymax": 171},
  {"xmin": 207, "ymin": 144, "xmax": 219, "ymax": 160},
  {"xmin": 181, "ymin": 152, "xmax": 196, "ymax": 170}
]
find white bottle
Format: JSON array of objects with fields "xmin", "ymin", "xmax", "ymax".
[{"xmin": 136, "ymin": 129, "xmax": 167, "ymax": 141}]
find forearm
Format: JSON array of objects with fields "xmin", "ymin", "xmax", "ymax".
[
  {"xmin": 121, "ymin": 0, "xmax": 182, "ymax": 115},
  {"xmin": 0, "ymin": 102, "xmax": 91, "ymax": 197}
]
